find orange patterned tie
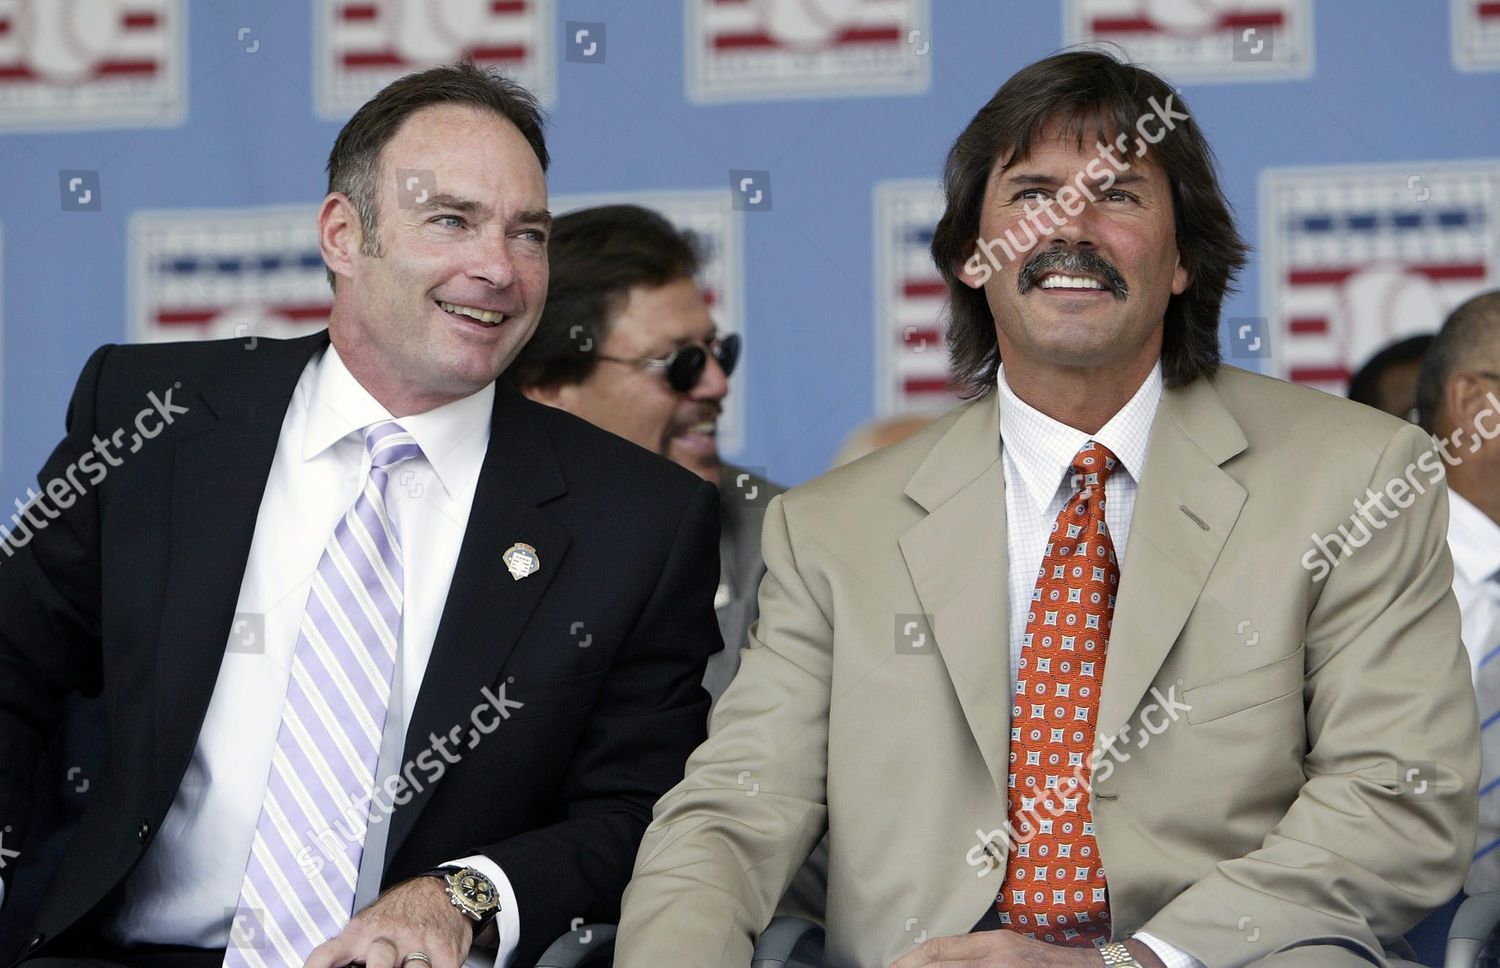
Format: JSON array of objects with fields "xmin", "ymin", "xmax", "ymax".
[{"xmin": 995, "ymin": 440, "xmax": 1120, "ymax": 945}]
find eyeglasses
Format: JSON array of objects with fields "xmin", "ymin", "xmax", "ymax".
[{"xmin": 596, "ymin": 332, "xmax": 741, "ymax": 392}]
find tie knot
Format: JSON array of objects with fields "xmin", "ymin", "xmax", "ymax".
[
  {"xmin": 1070, "ymin": 440, "xmax": 1120, "ymax": 492},
  {"xmin": 364, "ymin": 420, "xmax": 423, "ymax": 470}
]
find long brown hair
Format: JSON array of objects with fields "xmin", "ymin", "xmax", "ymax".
[
  {"xmin": 930, "ymin": 49, "xmax": 1247, "ymax": 394},
  {"xmin": 509, "ymin": 205, "xmax": 707, "ymax": 389}
]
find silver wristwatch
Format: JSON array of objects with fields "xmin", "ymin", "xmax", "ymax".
[{"xmin": 1095, "ymin": 940, "xmax": 1146, "ymax": 967}]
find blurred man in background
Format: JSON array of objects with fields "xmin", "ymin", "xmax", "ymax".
[
  {"xmin": 1348, "ymin": 333, "xmax": 1434, "ymax": 421},
  {"xmin": 831, "ymin": 414, "xmax": 938, "ymax": 468},
  {"xmin": 1418, "ymin": 289, "xmax": 1500, "ymax": 900},
  {"xmin": 512, "ymin": 204, "xmax": 782, "ymax": 703}
]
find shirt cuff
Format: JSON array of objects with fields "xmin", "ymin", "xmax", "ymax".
[
  {"xmin": 445, "ymin": 854, "xmax": 520, "ymax": 968},
  {"xmin": 1134, "ymin": 931, "xmax": 1206, "ymax": 968}
]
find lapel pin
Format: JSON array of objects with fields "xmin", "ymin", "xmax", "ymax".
[{"xmin": 502, "ymin": 542, "xmax": 540, "ymax": 581}]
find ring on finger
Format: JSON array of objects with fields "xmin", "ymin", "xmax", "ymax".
[{"xmin": 402, "ymin": 953, "xmax": 434, "ymax": 966}]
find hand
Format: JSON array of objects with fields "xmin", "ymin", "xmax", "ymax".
[
  {"xmin": 887, "ymin": 929, "xmax": 1166, "ymax": 968},
  {"xmin": 304, "ymin": 875, "xmax": 473, "ymax": 968}
]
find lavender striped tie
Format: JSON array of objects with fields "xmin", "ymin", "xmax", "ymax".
[{"xmin": 224, "ymin": 421, "xmax": 423, "ymax": 967}]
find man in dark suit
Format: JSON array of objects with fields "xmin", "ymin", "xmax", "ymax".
[
  {"xmin": 509, "ymin": 205, "xmax": 782, "ymax": 705},
  {"xmin": 0, "ymin": 62, "xmax": 720, "ymax": 968}
]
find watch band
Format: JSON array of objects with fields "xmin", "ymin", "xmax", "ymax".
[{"xmin": 1095, "ymin": 939, "xmax": 1146, "ymax": 967}]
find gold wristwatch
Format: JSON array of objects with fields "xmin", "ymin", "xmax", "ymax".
[
  {"xmin": 1095, "ymin": 939, "xmax": 1146, "ymax": 967},
  {"xmin": 422, "ymin": 865, "xmax": 500, "ymax": 929}
]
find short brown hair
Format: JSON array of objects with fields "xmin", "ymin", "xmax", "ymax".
[
  {"xmin": 508, "ymin": 205, "xmax": 706, "ymax": 388},
  {"xmin": 930, "ymin": 49, "xmax": 1247, "ymax": 395},
  {"xmin": 324, "ymin": 60, "xmax": 548, "ymax": 287}
]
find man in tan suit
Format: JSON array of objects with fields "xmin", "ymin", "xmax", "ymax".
[{"xmin": 615, "ymin": 50, "xmax": 1478, "ymax": 968}]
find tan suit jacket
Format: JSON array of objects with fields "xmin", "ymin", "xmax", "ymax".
[{"xmin": 616, "ymin": 367, "xmax": 1479, "ymax": 968}]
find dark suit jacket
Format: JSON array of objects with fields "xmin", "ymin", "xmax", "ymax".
[{"xmin": 0, "ymin": 331, "xmax": 722, "ymax": 966}]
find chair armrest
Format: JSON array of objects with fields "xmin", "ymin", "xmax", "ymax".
[
  {"xmin": 533, "ymin": 923, "xmax": 617, "ymax": 968},
  {"xmin": 752, "ymin": 915, "xmax": 825, "ymax": 968},
  {"xmin": 1444, "ymin": 891, "xmax": 1500, "ymax": 968}
]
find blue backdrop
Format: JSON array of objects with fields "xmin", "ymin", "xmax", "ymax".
[{"xmin": 1, "ymin": 0, "xmax": 1498, "ymax": 508}]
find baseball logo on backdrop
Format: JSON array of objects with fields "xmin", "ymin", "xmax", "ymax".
[
  {"xmin": 1258, "ymin": 161, "xmax": 1500, "ymax": 393},
  {"xmin": 128, "ymin": 206, "xmax": 332, "ymax": 345},
  {"xmin": 873, "ymin": 180, "xmax": 956, "ymax": 417},
  {"xmin": 1452, "ymin": 0, "xmax": 1500, "ymax": 71},
  {"xmin": 687, "ymin": 0, "xmax": 930, "ymax": 103},
  {"xmin": 551, "ymin": 189, "xmax": 747, "ymax": 459},
  {"xmin": 313, "ymin": 0, "xmax": 555, "ymax": 118},
  {"xmin": 0, "ymin": 0, "xmax": 185, "ymax": 130},
  {"xmin": 1064, "ymin": 0, "xmax": 1312, "ymax": 81}
]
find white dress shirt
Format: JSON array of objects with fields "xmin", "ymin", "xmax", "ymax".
[
  {"xmin": 998, "ymin": 363, "xmax": 1201, "ymax": 968},
  {"xmin": 98, "ymin": 345, "xmax": 521, "ymax": 966},
  {"xmin": 1449, "ymin": 490, "xmax": 1500, "ymax": 682}
]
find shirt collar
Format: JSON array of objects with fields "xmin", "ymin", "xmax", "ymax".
[
  {"xmin": 1448, "ymin": 489, "xmax": 1500, "ymax": 586},
  {"xmin": 997, "ymin": 361, "xmax": 1163, "ymax": 511},
  {"xmin": 300, "ymin": 343, "xmax": 494, "ymax": 498}
]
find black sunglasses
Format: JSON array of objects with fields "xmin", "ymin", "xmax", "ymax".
[{"xmin": 597, "ymin": 332, "xmax": 741, "ymax": 392}]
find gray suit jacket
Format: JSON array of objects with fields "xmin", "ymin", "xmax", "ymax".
[
  {"xmin": 703, "ymin": 464, "xmax": 784, "ymax": 703},
  {"xmin": 617, "ymin": 366, "xmax": 1477, "ymax": 968}
]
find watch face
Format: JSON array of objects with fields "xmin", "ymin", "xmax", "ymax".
[{"xmin": 455, "ymin": 871, "xmax": 498, "ymax": 911}]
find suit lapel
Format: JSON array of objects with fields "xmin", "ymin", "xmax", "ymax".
[
  {"xmin": 1096, "ymin": 375, "xmax": 1249, "ymax": 740},
  {"xmin": 898, "ymin": 395, "xmax": 1013, "ymax": 803},
  {"xmin": 893, "ymin": 373, "xmax": 1251, "ymax": 796},
  {"xmin": 385, "ymin": 381, "xmax": 569, "ymax": 863},
  {"xmin": 154, "ymin": 332, "xmax": 331, "ymax": 805}
]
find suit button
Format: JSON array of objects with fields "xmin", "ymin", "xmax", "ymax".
[
  {"xmin": 25, "ymin": 933, "xmax": 44, "ymax": 952},
  {"xmin": 137, "ymin": 820, "xmax": 151, "ymax": 843}
]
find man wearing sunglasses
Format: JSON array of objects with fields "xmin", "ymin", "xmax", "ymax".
[{"xmin": 511, "ymin": 204, "xmax": 783, "ymax": 703}]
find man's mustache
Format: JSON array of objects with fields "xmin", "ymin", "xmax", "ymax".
[
  {"xmin": 1017, "ymin": 247, "xmax": 1129, "ymax": 301},
  {"xmin": 668, "ymin": 406, "xmax": 722, "ymax": 437}
]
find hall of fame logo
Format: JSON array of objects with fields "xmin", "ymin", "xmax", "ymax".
[
  {"xmin": 686, "ymin": 0, "xmax": 930, "ymax": 103},
  {"xmin": 1259, "ymin": 161, "xmax": 1500, "ymax": 394},
  {"xmin": 0, "ymin": 0, "xmax": 185, "ymax": 130},
  {"xmin": 128, "ymin": 206, "xmax": 332, "ymax": 345},
  {"xmin": 550, "ymin": 188, "xmax": 747, "ymax": 457},
  {"xmin": 313, "ymin": 0, "xmax": 554, "ymax": 119},
  {"xmin": 1063, "ymin": 0, "xmax": 1311, "ymax": 82},
  {"xmin": 873, "ymin": 180, "xmax": 956, "ymax": 417},
  {"xmin": 1453, "ymin": 0, "xmax": 1500, "ymax": 71}
]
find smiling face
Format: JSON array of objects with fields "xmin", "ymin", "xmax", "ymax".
[
  {"xmin": 962, "ymin": 120, "xmax": 1188, "ymax": 392},
  {"xmin": 543, "ymin": 277, "xmax": 730, "ymax": 485},
  {"xmin": 320, "ymin": 103, "xmax": 550, "ymax": 416}
]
